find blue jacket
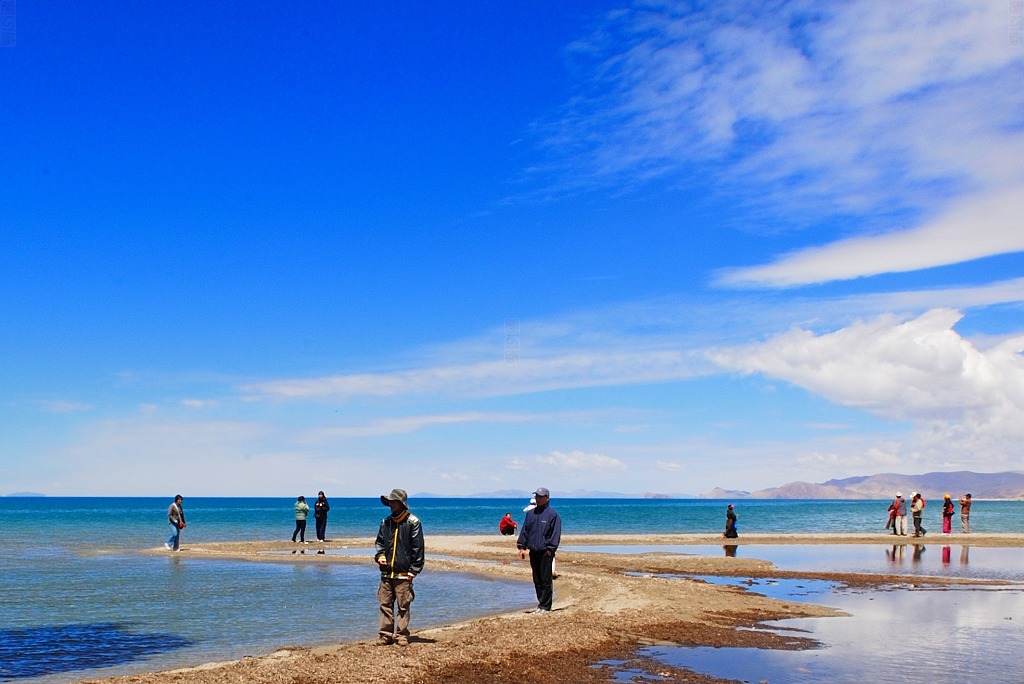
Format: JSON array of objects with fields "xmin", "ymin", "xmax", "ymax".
[{"xmin": 516, "ymin": 503, "xmax": 561, "ymax": 554}]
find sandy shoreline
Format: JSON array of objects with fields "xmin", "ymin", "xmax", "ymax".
[{"xmin": 88, "ymin": 533, "xmax": 1024, "ymax": 684}]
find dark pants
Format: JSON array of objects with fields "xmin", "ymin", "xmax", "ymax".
[
  {"xmin": 913, "ymin": 514, "xmax": 925, "ymax": 536},
  {"xmin": 315, "ymin": 515, "xmax": 327, "ymax": 541},
  {"xmin": 292, "ymin": 519, "xmax": 307, "ymax": 542},
  {"xmin": 528, "ymin": 549, "xmax": 554, "ymax": 610}
]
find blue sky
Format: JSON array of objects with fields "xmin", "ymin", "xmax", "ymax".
[{"xmin": 2, "ymin": 1, "xmax": 1022, "ymax": 497}]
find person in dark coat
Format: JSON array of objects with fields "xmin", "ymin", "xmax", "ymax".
[
  {"xmin": 314, "ymin": 491, "xmax": 330, "ymax": 542},
  {"xmin": 516, "ymin": 487, "xmax": 561, "ymax": 613},
  {"xmin": 374, "ymin": 488, "xmax": 424, "ymax": 646},
  {"xmin": 723, "ymin": 504, "xmax": 738, "ymax": 538}
]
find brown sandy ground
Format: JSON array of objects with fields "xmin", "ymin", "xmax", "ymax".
[{"xmin": 87, "ymin": 533, "xmax": 1024, "ymax": 684}]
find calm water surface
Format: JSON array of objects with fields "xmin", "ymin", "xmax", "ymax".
[{"xmin": 3, "ymin": 497, "xmax": 1024, "ymax": 683}]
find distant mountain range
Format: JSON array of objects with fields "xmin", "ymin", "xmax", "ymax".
[{"xmin": 699, "ymin": 471, "xmax": 1024, "ymax": 500}]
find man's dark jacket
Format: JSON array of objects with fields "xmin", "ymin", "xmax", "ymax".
[
  {"xmin": 516, "ymin": 503, "xmax": 561, "ymax": 554},
  {"xmin": 375, "ymin": 511, "xmax": 425, "ymax": 578}
]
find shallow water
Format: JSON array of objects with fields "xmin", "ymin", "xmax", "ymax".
[
  {"xmin": 600, "ymin": 545, "xmax": 1024, "ymax": 683},
  {"xmin": 566, "ymin": 543, "xmax": 1024, "ymax": 582},
  {"xmin": 0, "ymin": 553, "xmax": 528, "ymax": 683},
  {"xmin": 4, "ymin": 498, "xmax": 1024, "ymax": 683},
  {"xmin": 637, "ymin": 582, "xmax": 1024, "ymax": 683}
]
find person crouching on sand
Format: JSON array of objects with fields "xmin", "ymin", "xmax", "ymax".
[{"xmin": 499, "ymin": 512, "xmax": 517, "ymax": 536}]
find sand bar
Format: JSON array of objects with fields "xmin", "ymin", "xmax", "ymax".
[{"xmin": 95, "ymin": 533, "xmax": 1024, "ymax": 684}]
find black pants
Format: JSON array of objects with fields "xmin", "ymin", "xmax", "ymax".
[
  {"xmin": 913, "ymin": 515, "xmax": 925, "ymax": 536},
  {"xmin": 528, "ymin": 549, "xmax": 554, "ymax": 610},
  {"xmin": 292, "ymin": 519, "xmax": 307, "ymax": 542},
  {"xmin": 315, "ymin": 515, "xmax": 327, "ymax": 541}
]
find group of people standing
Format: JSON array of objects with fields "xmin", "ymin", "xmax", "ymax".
[
  {"xmin": 292, "ymin": 491, "xmax": 331, "ymax": 543},
  {"xmin": 164, "ymin": 486, "xmax": 563, "ymax": 644},
  {"xmin": 886, "ymin": 492, "xmax": 972, "ymax": 536}
]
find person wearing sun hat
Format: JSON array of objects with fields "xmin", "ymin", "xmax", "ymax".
[
  {"xmin": 941, "ymin": 493, "xmax": 955, "ymax": 534},
  {"xmin": 516, "ymin": 487, "xmax": 561, "ymax": 614},
  {"xmin": 374, "ymin": 488, "xmax": 425, "ymax": 646}
]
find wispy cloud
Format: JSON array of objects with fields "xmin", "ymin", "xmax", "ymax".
[
  {"xmin": 243, "ymin": 349, "xmax": 711, "ymax": 401},
  {"xmin": 551, "ymin": 1, "xmax": 1023, "ymax": 211},
  {"xmin": 240, "ymin": 279, "xmax": 1024, "ymax": 404},
  {"xmin": 718, "ymin": 188, "xmax": 1024, "ymax": 287},
  {"xmin": 181, "ymin": 398, "xmax": 221, "ymax": 409},
  {"xmin": 544, "ymin": 1, "xmax": 1024, "ymax": 284},
  {"xmin": 536, "ymin": 449, "xmax": 627, "ymax": 472},
  {"xmin": 300, "ymin": 411, "xmax": 580, "ymax": 440},
  {"xmin": 39, "ymin": 400, "xmax": 94, "ymax": 413}
]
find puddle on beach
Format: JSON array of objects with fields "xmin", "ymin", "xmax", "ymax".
[
  {"xmin": 646, "ymin": 584, "xmax": 1024, "ymax": 682},
  {"xmin": 566, "ymin": 543, "xmax": 1024, "ymax": 582},
  {"xmin": 602, "ymin": 572, "xmax": 1024, "ymax": 682}
]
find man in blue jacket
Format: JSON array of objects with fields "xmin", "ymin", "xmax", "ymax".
[
  {"xmin": 516, "ymin": 486, "xmax": 561, "ymax": 614},
  {"xmin": 374, "ymin": 488, "xmax": 425, "ymax": 646}
]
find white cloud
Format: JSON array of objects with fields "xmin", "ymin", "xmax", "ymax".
[
  {"xmin": 535, "ymin": 449, "xmax": 627, "ymax": 472},
  {"xmin": 549, "ymin": 1, "xmax": 1024, "ymax": 236},
  {"xmin": 301, "ymin": 411, "xmax": 560, "ymax": 440},
  {"xmin": 243, "ymin": 349, "xmax": 709, "ymax": 401},
  {"xmin": 710, "ymin": 308, "xmax": 1024, "ymax": 443},
  {"xmin": 181, "ymin": 399, "xmax": 221, "ymax": 409},
  {"xmin": 656, "ymin": 460, "xmax": 684, "ymax": 472},
  {"xmin": 39, "ymin": 400, "xmax": 94, "ymax": 413},
  {"xmin": 718, "ymin": 187, "xmax": 1024, "ymax": 287}
]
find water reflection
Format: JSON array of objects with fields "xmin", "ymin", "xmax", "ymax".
[
  {"xmin": 723, "ymin": 544, "xmax": 738, "ymax": 557},
  {"xmin": 0, "ymin": 623, "xmax": 191, "ymax": 680},
  {"xmin": 638, "ymin": 583, "xmax": 1024, "ymax": 682},
  {"xmin": 564, "ymin": 544, "xmax": 1024, "ymax": 582}
]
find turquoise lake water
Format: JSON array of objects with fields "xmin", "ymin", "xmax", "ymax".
[{"xmin": 2, "ymin": 497, "xmax": 1023, "ymax": 683}]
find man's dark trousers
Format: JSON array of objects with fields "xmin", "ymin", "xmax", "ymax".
[{"xmin": 529, "ymin": 549, "xmax": 554, "ymax": 610}]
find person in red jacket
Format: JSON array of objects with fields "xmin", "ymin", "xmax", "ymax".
[{"xmin": 499, "ymin": 512, "xmax": 518, "ymax": 536}]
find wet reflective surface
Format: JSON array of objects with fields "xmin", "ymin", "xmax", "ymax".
[
  {"xmin": 1, "ymin": 555, "xmax": 529, "ymax": 683},
  {"xmin": 606, "ymin": 548, "xmax": 1024, "ymax": 684},
  {"xmin": 640, "ymin": 582, "xmax": 1024, "ymax": 682},
  {"xmin": 566, "ymin": 543, "xmax": 1024, "ymax": 581}
]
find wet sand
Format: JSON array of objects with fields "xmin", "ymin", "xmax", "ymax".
[{"xmin": 90, "ymin": 533, "xmax": 1024, "ymax": 684}]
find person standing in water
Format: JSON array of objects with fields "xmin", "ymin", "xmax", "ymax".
[{"xmin": 166, "ymin": 494, "xmax": 185, "ymax": 551}]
